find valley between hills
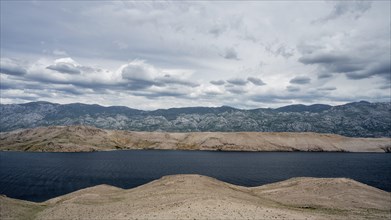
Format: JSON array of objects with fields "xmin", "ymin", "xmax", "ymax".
[{"xmin": 1, "ymin": 125, "xmax": 390, "ymax": 152}]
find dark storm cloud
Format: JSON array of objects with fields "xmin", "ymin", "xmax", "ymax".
[
  {"xmin": 249, "ymin": 93, "xmax": 292, "ymax": 104},
  {"xmin": 286, "ymin": 86, "xmax": 300, "ymax": 92},
  {"xmin": 0, "ymin": 79, "xmax": 19, "ymax": 90},
  {"xmin": 299, "ymin": 53, "xmax": 350, "ymax": 64},
  {"xmin": 227, "ymin": 78, "xmax": 247, "ymax": 86},
  {"xmin": 317, "ymin": 72, "xmax": 334, "ymax": 79},
  {"xmin": 317, "ymin": 87, "xmax": 337, "ymax": 91},
  {"xmin": 210, "ymin": 80, "xmax": 225, "ymax": 85},
  {"xmin": 203, "ymin": 90, "xmax": 222, "ymax": 96},
  {"xmin": 0, "ymin": 65, "xmax": 27, "ymax": 76},
  {"xmin": 2, "ymin": 94, "xmax": 38, "ymax": 101},
  {"xmin": 299, "ymin": 51, "xmax": 390, "ymax": 80},
  {"xmin": 222, "ymin": 48, "xmax": 240, "ymax": 60},
  {"xmin": 289, "ymin": 76, "xmax": 311, "ymax": 85},
  {"xmin": 148, "ymin": 91, "xmax": 187, "ymax": 98},
  {"xmin": 314, "ymin": 1, "xmax": 372, "ymax": 23},
  {"xmin": 369, "ymin": 60, "xmax": 391, "ymax": 76},
  {"xmin": 0, "ymin": 77, "xmax": 48, "ymax": 91},
  {"xmin": 247, "ymin": 77, "xmax": 266, "ymax": 86},
  {"xmin": 0, "ymin": 58, "xmax": 27, "ymax": 76},
  {"xmin": 1, "ymin": 57, "xmax": 200, "ymax": 102},
  {"xmin": 379, "ymin": 84, "xmax": 390, "ymax": 90},
  {"xmin": 1, "ymin": 86, "xmax": 54, "ymax": 101},
  {"xmin": 209, "ymin": 73, "xmax": 263, "ymax": 89},
  {"xmin": 56, "ymin": 87, "xmax": 86, "ymax": 95},
  {"xmin": 299, "ymin": 53, "xmax": 362, "ymax": 74},
  {"xmin": 46, "ymin": 63, "xmax": 81, "ymax": 74},
  {"xmin": 1, "ymin": 1, "xmax": 389, "ymax": 108},
  {"xmin": 346, "ymin": 60, "xmax": 391, "ymax": 80},
  {"xmin": 122, "ymin": 79, "xmax": 156, "ymax": 90},
  {"xmin": 23, "ymin": 68, "xmax": 110, "ymax": 90},
  {"xmin": 158, "ymin": 75, "xmax": 199, "ymax": 87}
]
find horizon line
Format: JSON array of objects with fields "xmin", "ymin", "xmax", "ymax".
[{"xmin": 0, "ymin": 100, "xmax": 383, "ymax": 112}]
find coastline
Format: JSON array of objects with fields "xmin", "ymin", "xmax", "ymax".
[
  {"xmin": 1, "ymin": 125, "xmax": 390, "ymax": 153},
  {"xmin": 1, "ymin": 174, "xmax": 390, "ymax": 220},
  {"xmin": 1, "ymin": 148, "xmax": 389, "ymax": 153}
]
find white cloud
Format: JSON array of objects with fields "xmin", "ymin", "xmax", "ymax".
[
  {"xmin": 0, "ymin": 1, "xmax": 390, "ymax": 109},
  {"xmin": 47, "ymin": 57, "xmax": 81, "ymax": 74},
  {"xmin": 120, "ymin": 60, "xmax": 157, "ymax": 82}
]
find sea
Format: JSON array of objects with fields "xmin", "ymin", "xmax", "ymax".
[{"xmin": 0, "ymin": 150, "xmax": 390, "ymax": 202}]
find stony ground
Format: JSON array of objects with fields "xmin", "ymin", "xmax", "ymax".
[
  {"xmin": 1, "ymin": 125, "xmax": 390, "ymax": 152},
  {"xmin": 1, "ymin": 175, "xmax": 390, "ymax": 220}
]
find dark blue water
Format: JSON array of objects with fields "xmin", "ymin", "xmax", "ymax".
[{"xmin": 0, "ymin": 150, "xmax": 390, "ymax": 202}]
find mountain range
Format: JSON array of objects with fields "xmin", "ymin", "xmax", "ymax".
[{"xmin": 1, "ymin": 101, "xmax": 390, "ymax": 137}]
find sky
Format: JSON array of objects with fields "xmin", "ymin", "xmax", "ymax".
[{"xmin": 0, "ymin": 0, "xmax": 390, "ymax": 110}]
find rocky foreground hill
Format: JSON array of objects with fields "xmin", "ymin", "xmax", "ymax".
[
  {"xmin": 1, "ymin": 101, "xmax": 390, "ymax": 137},
  {"xmin": 1, "ymin": 175, "xmax": 390, "ymax": 219},
  {"xmin": 1, "ymin": 125, "xmax": 390, "ymax": 152}
]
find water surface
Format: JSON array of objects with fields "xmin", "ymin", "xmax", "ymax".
[{"xmin": 0, "ymin": 150, "xmax": 390, "ymax": 202}]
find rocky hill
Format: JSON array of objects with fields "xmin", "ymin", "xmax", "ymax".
[
  {"xmin": 1, "ymin": 125, "xmax": 390, "ymax": 152},
  {"xmin": 1, "ymin": 101, "xmax": 390, "ymax": 137},
  {"xmin": 1, "ymin": 175, "xmax": 390, "ymax": 219}
]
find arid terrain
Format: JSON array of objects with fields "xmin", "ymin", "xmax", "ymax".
[
  {"xmin": 0, "ymin": 125, "xmax": 390, "ymax": 152},
  {"xmin": 1, "ymin": 174, "xmax": 390, "ymax": 220}
]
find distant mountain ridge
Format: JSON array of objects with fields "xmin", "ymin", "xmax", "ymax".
[
  {"xmin": 275, "ymin": 104, "xmax": 332, "ymax": 113},
  {"xmin": 1, "ymin": 101, "xmax": 390, "ymax": 137}
]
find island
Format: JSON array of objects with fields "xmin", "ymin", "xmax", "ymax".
[{"xmin": 0, "ymin": 125, "xmax": 390, "ymax": 152}]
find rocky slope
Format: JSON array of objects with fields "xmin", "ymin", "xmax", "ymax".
[
  {"xmin": 1, "ymin": 101, "xmax": 390, "ymax": 137},
  {"xmin": 1, "ymin": 175, "xmax": 390, "ymax": 220},
  {"xmin": 1, "ymin": 125, "xmax": 390, "ymax": 152}
]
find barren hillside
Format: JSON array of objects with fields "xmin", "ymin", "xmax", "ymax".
[
  {"xmin": 0, "ymin": 125, "xmax": 390, "ymax": 152},
  {"xmin": 1, "ymin": 175, "xmax": 390, "ymax": 219}
]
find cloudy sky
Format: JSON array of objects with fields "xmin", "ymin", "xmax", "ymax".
[{"xmin": 0, "ymin": 1, "xmax": 390, "ymax": 109}]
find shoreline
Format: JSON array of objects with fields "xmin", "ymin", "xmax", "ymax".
[
  {"xmin": 1, "ymin": 174, "xmax": 390, "ymax": 219},
  {"xmin": 1, "ymin": 125, "xmax": 390, "ymax": 153},
  {"xmin": 2, "ymin": 173, "xmax": 391, "ymax": 203},
  {"xmin": 1, "ymin": 148, "xmax": 389, "ymax": 153}
]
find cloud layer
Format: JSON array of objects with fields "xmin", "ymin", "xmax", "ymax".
[{"xmin": 0, "ymin": 1, "xmax": 390, "ymax": 109}]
